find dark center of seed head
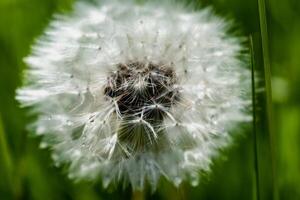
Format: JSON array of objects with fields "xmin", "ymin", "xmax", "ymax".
[
  {"xmin": 104, "ymin": 61, "xmax": 179, "ymax": 120},
  {"xmin": 104, "ymin": 61, "xmax": 179, "ymax": 153}
]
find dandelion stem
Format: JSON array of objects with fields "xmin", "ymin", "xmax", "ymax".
[{"xmin": 132, "ymin": 190, "xmax": 144, "ymax": 200}]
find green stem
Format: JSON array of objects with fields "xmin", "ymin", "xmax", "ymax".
[
  {"xmin": 257, "ymin": 0, "xmax": 278, "ymax": 199},
  {"xmin": 0, "ymin": 115, "xmax": 14, "ymax": 196},
  {"xmin": 132, "ymin": 190, "xmax": 144, "ymax": 200},
  {"xmin": 250, "ymin": 36, "xmax": 260, "ymax": 200}
]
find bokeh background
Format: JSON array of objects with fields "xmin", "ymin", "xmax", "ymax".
[{"xmin": 0, "ymin": 0, "xmax": 299, "ymax": 199}]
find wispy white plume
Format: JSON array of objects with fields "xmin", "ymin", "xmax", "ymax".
[{"xmin": 17, "ymin": 0, "xmax": 251, "ymax": 191}]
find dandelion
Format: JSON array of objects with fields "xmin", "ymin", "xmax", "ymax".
[{"xmin": 17, "ymin": 0, "xmax": 251, "ymax": 191}]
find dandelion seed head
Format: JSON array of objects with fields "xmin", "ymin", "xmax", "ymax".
[{"xmin": 17, "ymin": 0, "xmax": 251, "ymax": 190}]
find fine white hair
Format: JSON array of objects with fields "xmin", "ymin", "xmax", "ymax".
[{"xmin": 17, "ymin": 0, "xmax": 251, "ymax": 190}]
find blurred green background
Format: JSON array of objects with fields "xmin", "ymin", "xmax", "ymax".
[{"xmin": 0, "ymin": 0, "xmax": 299, "ymax": 199}]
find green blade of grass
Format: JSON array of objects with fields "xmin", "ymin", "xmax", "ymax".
[
  {"xmin": 250, "ymin": 36, "xmax": 260, "ymax": 200},
  {"xmin": 0, "ymin": 114, "xmax": 14, "ymax": 196},
  {"xmin": 257, "ymin": 0, "xmax": 278, "ymax": 199}
]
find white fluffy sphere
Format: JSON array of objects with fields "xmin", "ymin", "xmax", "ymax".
[{"xmin": 17, "ymin": 0, "xmax": 251, "ymax": 190}]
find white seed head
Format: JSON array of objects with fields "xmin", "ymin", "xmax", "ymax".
[{"xmin": 17, "ymin": 0, "xmax": 251, "ymax": 190}]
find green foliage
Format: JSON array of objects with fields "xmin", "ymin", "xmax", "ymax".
[{"xmin": 0, "ymin": 0, "xmax": 299, "ymax": 199}]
